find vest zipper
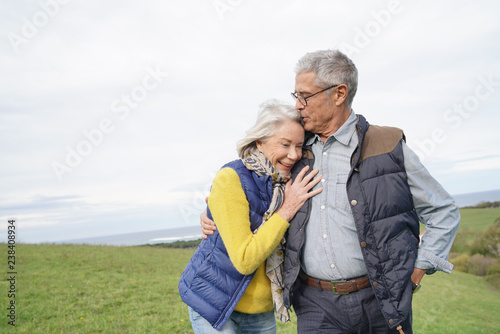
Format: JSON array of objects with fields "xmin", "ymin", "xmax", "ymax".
[{"xmin": 293, "ymin": 153, "xmax": 315, "ymax": 285}]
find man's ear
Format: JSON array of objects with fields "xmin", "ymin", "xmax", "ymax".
[{"xmin": 334, "ymin": 84, "xmax": 348, "ymax": 106}]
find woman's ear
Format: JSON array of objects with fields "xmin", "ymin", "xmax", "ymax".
[{"xmin": 256, "ymin": 141, "xmax": 263, "ymax": 153}]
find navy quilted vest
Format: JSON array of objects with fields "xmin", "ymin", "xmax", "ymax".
[
  {"xmin": 178, "ymin": 160, "xmax": 272, "ymax": 329},
  {"xmin": 283, "ymin": 115, "xmax": 420, "ymax": 329}
]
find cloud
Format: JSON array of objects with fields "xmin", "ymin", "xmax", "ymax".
[
  {"xmin": 450, "ymin": 155, "xmax": 500, "ymax": 172},
  {"xmin": 1, "ymin": 0, "xmax": 500, "ymax": 243}
]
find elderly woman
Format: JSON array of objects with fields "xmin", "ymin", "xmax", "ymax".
[{"xmin": 178, "ymin": 100, "xmax": 322, "ymax": 333}]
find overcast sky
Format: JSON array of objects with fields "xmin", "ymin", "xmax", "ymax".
[{"xmin": 1, "ymin": 0, "xmax": 499, "ymax": 243}]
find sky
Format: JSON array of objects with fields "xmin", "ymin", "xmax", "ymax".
[{"xmin": 1, "ymin": 0, "xmax": 500, "ymax": 244}]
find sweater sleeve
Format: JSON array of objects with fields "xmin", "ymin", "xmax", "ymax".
[{"xmin": 208, "ymin": 167, "xmax": 290, "ymax": 275}]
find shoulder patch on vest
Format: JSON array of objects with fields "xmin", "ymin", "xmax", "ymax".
[{"xmin": 359, "ymin": 125, "xmax": 405, "ymax": 163}]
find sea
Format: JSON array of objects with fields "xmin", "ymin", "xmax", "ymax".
[
  {"xmin": 62, "ymin": 225, "xmax": 202, "ymax": 247},
  {"xmin": 62, "ymin": 189, "xmax": 500, "ymax": 247},
  {"xmin": 452, "ymin": 189, "xmax": 500, "ymax": 208}
]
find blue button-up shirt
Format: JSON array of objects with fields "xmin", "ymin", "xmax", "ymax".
[{"xmin": 301, "ymin": 110, "xmax": 460, "ymax": 280}]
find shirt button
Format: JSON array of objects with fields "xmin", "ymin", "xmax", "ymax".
[
  {"xmin": 351, "ymin": 199, "xmax": 358, "ymax": 206},
  {"xmin": 389, "ymin": 319, "xmax": 395, "ymax": 326},
  {"xmin": 321, "ymin": 179, "xmax": 326, "ymax": 183},
  {"xmin": 330, "ymin": 264, "xmax": 335, "ymax": 269},
  {"xmin": 373, "ymin": 281, "xmax": 379, "ymax": 288},
  {"xmin": 323, "ymin": 234, "xmax": 327, "ymax": 239},
  {"xmin": 360, "ymin": 241, "xmax": 367, "ymax": 248},
  {"xmin": 321, "ymin": 205, "xmax": 325, "ymax": 210},
  {"xmin": 323, "ymin": 152, "xmax": 327, "ymax": 156}
]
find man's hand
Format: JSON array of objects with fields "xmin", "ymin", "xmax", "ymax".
[
  {"xmin": 411, "ymin": 267, "xmax": 427, "ymax": 285},
  {"xmin": 200, "ymin": 207, "xmax": 216, "ymax": 239}
]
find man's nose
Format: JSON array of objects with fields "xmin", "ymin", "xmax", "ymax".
[{"xmin": 295, "ymin": 99, "xmax": 304, "ymax": 111}]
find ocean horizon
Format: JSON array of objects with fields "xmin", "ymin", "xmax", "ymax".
[
  {"xmin": 59, "ymin": 225, "xmax": 202, "ymax": 247},
  {"xmin": 451, "ymin": 188, "xmax": 500, "ymax": 207},
  {"xmin": 58, "ymin": 188, "xmax": 500, "ymax": 247}
]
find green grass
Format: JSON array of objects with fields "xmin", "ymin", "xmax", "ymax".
[
  {"xmin": 421, "ymin": 207, "xmax": 500, "ymax": 235},
  {"xmin": 458, "ymin": 208, "xmax": 500, "ymax": 232},
  {"xmin": 1, "ymin": 208, "xmax": 499, "ymax": 333},
  {"xmin": 414, "ymin": 271, "xmax": 499, "ymax": 333},
  {"xmin": 0, "ymin": 244, "xmax": 195, "ymax": 333},
  {"xmin": 0, "ymin": 243, "xmax": 498, "ymax": 333},
  {"xmin": 423, "ymin": 208, "xmax": 500, "ymax": 253}
]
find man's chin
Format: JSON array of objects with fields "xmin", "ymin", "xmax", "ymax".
[{"xmin": 303, "ymin": 122, "xmax": 314, "ymax": 132}]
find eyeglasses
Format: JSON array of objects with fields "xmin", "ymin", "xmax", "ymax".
[{"xmin": 291, "ymin": 84, "xmax": 339, "ymax": 106}]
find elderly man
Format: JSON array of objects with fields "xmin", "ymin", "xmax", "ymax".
[{"xmin": 202, "ymin": 50, "xmax": 460, "ymax": 333}]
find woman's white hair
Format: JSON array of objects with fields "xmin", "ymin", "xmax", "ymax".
[
  {"xmin": 295, "ymin": 49, "xmax": 358, "ymax": 108},
  {"xmin": 236, "ymin": 99, "xmax": 302, "ymax": 159}
]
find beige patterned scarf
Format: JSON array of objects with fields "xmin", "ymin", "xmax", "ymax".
[{"xmin": 243, "ymin": 148, "xmax": 290, "ymax": 323}]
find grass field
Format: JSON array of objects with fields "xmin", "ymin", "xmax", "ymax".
[
  {"xmin": 1, "ymin": 208, "xmax": 499, "ymax": 333},
  {"xmin": 454, "ymin": 208, "xmax": 500, "ymax": 245},
  {"xmin": 458, "ymin": 208, "xmax": 500, "ymax": 231},
  {"xmin": 421, "ymin": 208, "xmax": 500, "ymax": 254},
  {"xmin": 445, "ymin": 208, "xmax": 500, "ymax": 254}
]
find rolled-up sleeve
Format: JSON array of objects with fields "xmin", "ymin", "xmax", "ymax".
[{"xmin": 403, "ymin": 142, "xmax": 460, "ymax": 274}]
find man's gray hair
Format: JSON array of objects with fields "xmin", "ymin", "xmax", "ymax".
[
  {"xmin": 236, "ymin": 99, "xmax": 302, "ymax": 159},
  {"xmin": 295, "ymin": 49, "xmax": 358, "ymax": 108}
]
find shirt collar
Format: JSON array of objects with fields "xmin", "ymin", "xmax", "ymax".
[{"xmin": 306, "ymin": 110, "xmax": 357, "ymax": 146}]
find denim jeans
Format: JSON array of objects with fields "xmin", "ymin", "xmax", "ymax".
[{"xmin": 188, "ymin": 306, "xmax": 276, "ymax": 334}]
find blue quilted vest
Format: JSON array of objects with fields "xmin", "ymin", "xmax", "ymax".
[
  {"xmin": 178, "ymin": 159, "xmax": 273, "ymax": 329},
  {"xmin": 283, "ymin": 115, "xmax": 420, "ymax": 329}
]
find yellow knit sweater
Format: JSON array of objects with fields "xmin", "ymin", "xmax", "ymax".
[{"xmin": 208, "ymin": 167, "xmax": 290, "ymax": 314}]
